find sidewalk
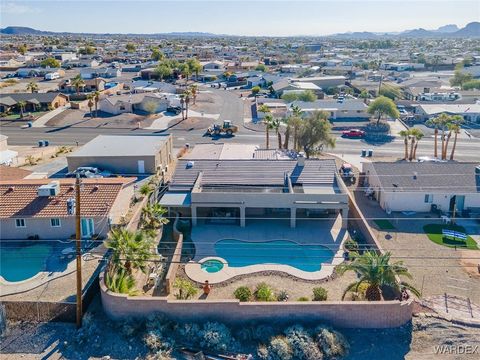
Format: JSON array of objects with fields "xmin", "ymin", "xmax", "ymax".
[
  {"xmin": 32, "ymin": 105, "xmax": 70, "ymax": 127},
  {"xmin": 145, "ymin": 110, "xmax": 219, "ymax": 130}
]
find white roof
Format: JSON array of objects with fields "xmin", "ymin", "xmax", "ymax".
[{"xmin": 419, "ymin": 103, "xmax": 480, "ymax": 115}]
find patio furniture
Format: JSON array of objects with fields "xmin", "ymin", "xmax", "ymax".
[{"xmin": 441, "ymin": 215, "xmax": 451, "ymax": 224}]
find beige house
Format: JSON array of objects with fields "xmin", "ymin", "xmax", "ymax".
[{"xmin": 98, "ymin": 93, "xmax": 170, "ymax": 115}]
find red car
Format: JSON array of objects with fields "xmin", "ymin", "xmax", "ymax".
[{"xmin": 342, "ymin": 129, "xmax": 365, "ymax": 138}]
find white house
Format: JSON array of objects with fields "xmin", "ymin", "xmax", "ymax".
[
  {"xmin": 362, "ymin": 162, "xmax": 480, "ymax": 214},
  {"xmin": 290, "ymin": 99, "xmax": 369, "ymax": 120},
  {"xmin": 415, "ymin": 103, "xmax": 480, "ymax": 123}
]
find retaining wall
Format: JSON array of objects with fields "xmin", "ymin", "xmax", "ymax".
[
  {"xmin": 164, "ymin": 214, "xmax": 184, "ymax": 295},
  {"xmin": 100, "ymin": 274, "xmax": 412, "ymax": 328}
]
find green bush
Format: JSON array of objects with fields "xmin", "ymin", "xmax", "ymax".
[
  {"xmin": 234, "ymin": 286, "xmax": 252, "ymax": 302},
  {"xmin": 173, "ymin": 278, "xmax": 198, "ymax": 300},
  {"xmin": 277, "ymin": 289, "xmax": 289, "ymax": 302},
  {"xmin": 254, "ymin": 282, "xmax": 276, "ymax": 301},
  {"xmin": 297, "ymin": 296, "xmax": 310, "ymax": 301},
  {"xmin": 344, "ymin": 238, "xmax": 359, "ymax": 253},
  {"xmin": 312, "ymin": 287, "xmax": 328, "ymax": 301}
]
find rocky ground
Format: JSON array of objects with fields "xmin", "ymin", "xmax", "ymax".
[{"xmin": 1, "ymin": 295, "xmax": 479, "ymax": 360}]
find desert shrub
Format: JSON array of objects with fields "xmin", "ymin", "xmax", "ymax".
[
  {"xmin": 119, "ymin": 317, "xmax": 144, "ymax": 337},
  {"xmin": 254, "ymin": 282, "xmax": 276, "ymax": 301},
  {"xmin": 312, "ymin": 287, "xmax": 328, "ymax": 301},
  {"xmin": 284, "ymin": 325, "xmax": 323, "ymax": 360},
  {"xmin": 350, "ymin": 282, "xmax": 369, "ymax": 301},
  {"xmin": 277, "ymin": 289, "xmax": 289, "ymax": 302},
  {"xmin": 234, "ymin": 286, "xmax": 252, "ymax": 302},
  {"xmin": 173, "ymin": 278, "xmax": 198, "ymax": 300},
  {"xmin": 365, "ymin": 121, "xmax": 390, "ymax": 133},
  {"xmin": 257, "ymin": 344, "xmax": 269, "ymax": 359},
  {"xmin": 267, "ymin": 336, "xmax": 293, "ymax": 360},
  {"xmin": 143, "ymin": 330, "xmax": 175, "ymax": 353},
  {"xmin": 177, "ymin": 322, "xmax": 201, "ymax": 344},
  {"xmin": 344, "ymin": 238, "xmax": 359, "ymax": 253},
  {"xmin": 145, "ymin": 350, "xmax": 174, "ymax": 360},
  {"xmin": 297, "ymin": 296, "xmax": 310, "ymax": 301},
  {"xmin": 199, "ymin": 322, "xmax": 233, "ymax": 352},
  {"xmin": 315, "ymin": 326, "xmax": 349, "ymax": 358}
]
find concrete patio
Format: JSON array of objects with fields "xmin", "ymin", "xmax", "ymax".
[{"xmin": 185, "ymin": 214, "xmax": 348, "ymax": 283}]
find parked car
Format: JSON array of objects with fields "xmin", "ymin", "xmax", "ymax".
[
  {"xmin": 166, "ymin": 106, "xmax": 182, "ymax": 115},
  {"xmin": 66, "ymin": 167, "xmax": 112, "ymax": 178},
  {"xmin": 342, "ymin": 129, "xmax": 365, "ymax": 138}
]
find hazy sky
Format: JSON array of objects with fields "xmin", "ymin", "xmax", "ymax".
[{"xmin": 1, "ymin": 0, "xmax": 479, "ymax": 36}]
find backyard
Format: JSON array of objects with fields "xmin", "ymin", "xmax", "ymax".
[{"xmin": 423, "ymin": 223, "xmax": 479, "ymax": 250}]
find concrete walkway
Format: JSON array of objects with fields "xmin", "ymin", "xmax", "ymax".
[{"xmin": 32, "ymin": 105, "xmax": 71, "ymax": 128}]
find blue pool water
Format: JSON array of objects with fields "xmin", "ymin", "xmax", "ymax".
[
  {"xmin": 201, "ymin": 259, "xmax": 224, "ymax": 273},
  {"xmin": 0, "ymin": 243, "xmax": 52, "ymax": 282},
  {"xmin": 214, "ymin": 239, "xmax": 334, "ymax": 272}
]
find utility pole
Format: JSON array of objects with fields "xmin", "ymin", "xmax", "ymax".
[{"xmin": 75, "ymin": 173, "xmax": 83, "ymax": 328}]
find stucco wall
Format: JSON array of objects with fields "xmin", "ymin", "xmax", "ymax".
[
  {"xmin": 100, "ymin": 277, "xmax": 413, "ymax": 328},
  {"xmin": 67, "ymin": 155, "xmax": 156, "ymax": 174}
]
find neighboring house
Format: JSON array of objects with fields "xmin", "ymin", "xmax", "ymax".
[
  {"xmin": 289, "ymin": 99, "xmax": 369, "ymax": 120},
  {"xmin": 67, "ymin": 134, "xmax": 173, "ymax": 175},
  {"xmin": 415, "ymin": 103, "xmax": 480, "ymax": 123},
  {"xmin": 0, "ymin": 92, "xmax": 69, "ymax": 113},
  {"xmin": 272, "ymin": 80, "xmax": 323, "ymax": 97},
  {"xmin": 130, "ymin": 80, "xmax": 177, "ymax": 94},
  {"xmin": 418, "ymin": 91, "xmax": 461, "ymax": 102},
  {"xmin": 60, "ymin": 78, "xmax": 107, "ymax": 93},
  {"xmin": 201, "ymin": 60, "xmax": 225, "ymax": 71},
  {"xmin": 16, "ymin": 67, "xmax": 51, "ymax": 78},
  {"xmin": 0, "ymin": 165, "xmax": 32, "ymax": 180},
  {"xmin": 295, "ymin": 76, "xmax": 346, "ymax": 89},
  {"xmin": 160, "ymin": 157, "xmax": 349, "ymax": 228},
  {"xmin": 64, "ymin": 57, "xmax": 100, "ymax": 68},
  {"xmin": 98, "ymin": 93, "xmax": 170, "ymax": 115},
  {"xmin": 362, "ymin": 162, "xmax": 480, "ymax": 214},
  {"xmin": 256, "ymin": 99, "xmax": 288, "ymax": 119},
  {"xmin": 0, "ymin": 178, "xmax": 136, "ymax": 240},
  {"xmin": 80, "ymin": 67, "xmax": 121, "ymax": 79},
  {"xmin": 0, "ymin": 135, "xmax": 18, "ymax": 166}
]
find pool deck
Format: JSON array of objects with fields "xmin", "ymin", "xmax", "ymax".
[{"xmin": 185, "ymin": 215, "xmax": 348, "ymax": 283}]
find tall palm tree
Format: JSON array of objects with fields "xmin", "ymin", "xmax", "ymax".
[
  {"xmin": 17, "ymin": 100, "xmax": 27, "ymax": 118},
  {"xmin": 104, "ymin": 229, "xmax": 154, "ymax": 274},
  {"xmin": 426, "ymin": 117, "xmax": 440, "ymax": 158},
  {"xmin": 410, "ymin": 128, "xmax": 424, "ymax": 160},
  {"xmin": 443, "ymin": 116, "xmax": 463, "ymax": 160},
  {"xmin": 190, "ymin": 84, "xmax": 198, "ymax": 105},
  {"xmin": 449, "ymin": 123, "xmax": 461, "ymax": 160},
  {"xmin": 290, "ymin": 104, "xmax": 304, "ymax": 151},
  {"xmin": 86, "ymin": 93, "xmax": 94, "ymax": 118},
  {"xmin": 26, "ymin": 81, "xmax": 39, "ymax": 93},
  {"xmin": 141, "ymin": 203, "xmax": 169, "ymax": 233},
  {"xmin": 184, "ymin": 90, "xmax": 191, "ymax": 119},
  {"xmin": 272, "ymin": 118, "xmax": 282, "ymax": 149},
  {"xmin": 71, "ymin": 75, "xmax": 85, "ymax": 95},
  {"xmin": 282, "ymin": 116, "xmax": 291, "ymax": 149},
  {"xmin": 264, "ymin": 114, "xmax": 275, "ymax": 149},
  {"xmin": 93, "ymin": 90, "xmax": 100, "ymax": 117},
  {"xmin": 399, "ymin": 130, "xmax": 409, "ymax": 160},
  {"xmin": 338, "ymin": 251, "xmax": 420, "ymax": 301}
]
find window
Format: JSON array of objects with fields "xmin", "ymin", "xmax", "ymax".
[
  {"xmin": 50, "ymin": 218, "xmax": 61, "ymax": 227},
  {"xmin": 424, "ymin": 194, "xmax": 433, "ymax": 203},
  {"xmin": 15, "ymin": 218, "xmax": 26, "ymax": 228}
]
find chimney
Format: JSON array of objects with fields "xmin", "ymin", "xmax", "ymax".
[{"xmin": 297, "ymin": 153, "xmax": 305, "ymax": 167}]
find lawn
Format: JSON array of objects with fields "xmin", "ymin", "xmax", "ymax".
[
  {"xmin": 373, "ymin": 219, "xmax": 395, "ymax": 230},
  {"xmin": 423, "ymin": 224, "xmax": 479, "ymax": 250}
]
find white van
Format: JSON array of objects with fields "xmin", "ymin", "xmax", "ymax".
[{"xmin": 45, "ymin": 72, "xmax": 60, "ymax": 80}]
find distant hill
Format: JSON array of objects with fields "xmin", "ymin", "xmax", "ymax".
[
  {"xmin": 451, "ymin": 22, "xmax": 480, "ymax": 37},
  {"xmin": 0, "ymin": 26, "xmax": 53, "ymax": 35},
  {"xmin": 434, "ymin": 24, "xmax": 459, "ymax": 33}
]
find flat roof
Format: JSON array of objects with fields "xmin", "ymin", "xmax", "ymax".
[
  {"xmin": 159, "ymin": 192, "xmax": 191, "ymax": 207},
  {"xmin": 68, "ymin": 135, "xmax": 170, "ymax": 158}
]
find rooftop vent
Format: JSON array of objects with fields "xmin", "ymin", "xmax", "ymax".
[
  {"xmin": 413, "ymin": 172, "xmax": 418, "ymax": 180},
  {"xmin": 38, "ymin": 181, "xmax": 60, "ymax": 197},
  {"xmin": 7, "ymin": 186, "xmax": 14, "ymax": 192},
  {"xmin": 186, "ymin": 161, "xmax": 195, "ymax": 169},
  {"xmin": 297, "ymin": 153, "xmax": 305, "ymax": 167}
]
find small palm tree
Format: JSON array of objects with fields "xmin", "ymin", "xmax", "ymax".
[
  {"xmin": 184, "ymin": 90, "xmax": 191, "ymax": 119},
  {"xmin": 338, "ymin": 251, "xmax": 420, "ymax": 301},
  {"xmin": 71, "ymin": 75, "xmax": 85, "ymax": 95},
  {"xmin": 17, "ymin": 100, "xmax": 27, "ymax": 118},
  {"xmin": 93, "ymin": 90, "xmax": 100, "ymax": 117},
  {"xmin": 399, "ymin": 130, "xmax": 409, "ymax": 160},
  {"xmin": 190, "ymin": 84, "xmax": 198, "ymax": 105},
  {"xmin": 105, "ymin": 267, "xmax": 139, "ymax": 295},
  {"xmin": 141, "ymin": 203, "xmax": 169, "ymax": 233},
  {"xmin": 86, "ymin": 93, "xmax": 94, "ymax": 118},
  {"xmin": 26, "ymin": 81, "xmax": 39, "ymax": 93},
  {"xmin": 104, "ymin": 229, "xmax": 154, "ymax": 274},
  {"xmin": 139, "ymin": 183, "xmax": 153, "ymax": 198}
]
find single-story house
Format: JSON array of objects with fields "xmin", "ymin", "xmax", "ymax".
[
  {"xmin": 415, "ymin": 103, "xmax": 480, "ymax": 123},
  {"xmin": 80, "ymin": 67, "xmax": 121, "ymax": 79},
  {"xmin": 60, "ymin": 78, "xmax": 107, "ymax": 93},
  {"xmin": 362, "ymin": 162, "xmax": 480, "ymax": 214},
  {"xmin": 289, "ymin": 99, "xmax": 369, "ymax": 120},
  {"xmin": 0, "ymin": 92, "xmax": 69, "ymax": 113},
  {"xmin": 272, "ymin": 80, "xmax": 323, "ymax": 97},
  {"xmin": 130, "ymin": 80, "xmax": 176, "ymax": 94},
  {"xmin": 16, "ymin": 67, "xmax": 51, "ymax": 78},
  {"xmin": 0, "ymin": 177, "xmax": 136, "ymax": 240},
  {"xmin": 67, "ymin": 134, "xmax": 173, "ymax": 175},
  {"xmin": 160, "ymin": 157, "xmax": 349, "ymax": 228},
  {"xmin": 0, "ymin": 135, "xmax": 18, "ymax": 166},
  {"xmin": 201, "ymin": 60, "xmax": 225, "ymax": 71},
  {"xmin": 256, "ymin": 99, "xmax": 288, "ymax": 119},
  {"xmin": 98, "ymin": 93, "xmax": 170, "ymax": 115}
]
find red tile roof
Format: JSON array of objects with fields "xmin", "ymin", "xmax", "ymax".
[
  {"xmin": 0, "ymin": 166, "xmax": 32, "ymax": 181},
  {"xmin": 0, "ymin": 178, "xmax": 136, "ymax": 219}
]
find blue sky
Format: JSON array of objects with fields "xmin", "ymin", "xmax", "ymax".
[{"xmin": 1, "ymin": 1, "xmax": 478, "ymax": 36}]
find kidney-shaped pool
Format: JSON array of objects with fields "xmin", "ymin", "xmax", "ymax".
[{"xmin": 214, "ymin": 239, "xmax": 334, "ymax": 272}]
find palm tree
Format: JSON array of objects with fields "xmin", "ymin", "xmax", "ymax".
[
  {"xmin": 443, "ymin": 116, "xmax": 463, "ymax": 160},
  {"xmin": 105, "ymin": 267, "xmax": 138, "ymax": 295},
  {"xmin": 399, "ymin": 130, "xmax": 409, "ymax": 160},
  {"xmin": 426, "ymin": 117, "xmax": 440, "ymax": 158},
  {"xmin": 139, "ymin": 183, "xmax": 153, "ymax": 198},
  {"xmin": 449, "ymin": 123, "xmax": 461, "ymax": 160},
  {"xmin": 26, "ymin": 81, "xmax": 38, "ymax": 93},
  {"xmin": 71, "ymin": 75, "xmax": 85, "ymax": 95},
  {"xmin": 179, "ymin": 95, "xmax": 185, "ymax": 120},
  {"xmin": 93, "ymin": 90, "xmax": 100, "ymax": 117},
  {"xmin": 290, "ymin": 104, "xmax": 304, "ymax": 151},
  {"xmin": 264, "ymin": 114, "xmax": 275, "ymax": 149},
  {"xmin": 338, "ymin": 251, "xmax": 420, "ymax": 301},
  {"xmin": 104, "ymin": 229, "xmax": 154, "ymax": 274},
  {"xmin": 17, "ymin": 101, "xmax": 27, "ymax": 118},
  {"xmin": 257, "ymin": 104, "xmax": 270, "ymax": 121},
  {"xmin": 190, "ymin": 84, "xmax": 198, "ymax": 105},
  {"xmin": 184, "ymin": 90, "xmax": 191, "ymax": 119},
  {"xmin": 282, "ymin": 116, "xmax": 291, "ymax": 149},
  {"xmin": 410, "ymin": 128, "xmax": 424, "ymax": 160},
  {"xmin": 86, "ymin": 93, "xmax": 94, "ymax": 118},
  {"xmin": 272, "ymin": 118, "xmax": 282, "ymax": 149},
  {"xmin": 141, "ymin": 203, "xmax": 169, "ymax": 234}
]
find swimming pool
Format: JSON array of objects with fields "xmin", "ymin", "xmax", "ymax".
[
  {"xmin": 0, "ymin": 243, "xmax": 52, "ymax": 282},
  {"xmin": 214, "ymin": 239, "xmax": 334, "ymax": 272}
]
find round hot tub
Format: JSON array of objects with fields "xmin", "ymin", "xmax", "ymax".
[{"xmin": 201, "ymin": 259, "xmax": 224, "ymax": 273}]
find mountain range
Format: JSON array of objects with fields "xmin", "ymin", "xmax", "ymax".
[{"xmin": 0, "ymin": 22, "xmax": 479, "ymax": 38}]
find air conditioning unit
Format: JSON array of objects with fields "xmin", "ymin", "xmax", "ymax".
[{"xmin": 38, "ymin": 181, "xmax": 60, "ymax": 197}]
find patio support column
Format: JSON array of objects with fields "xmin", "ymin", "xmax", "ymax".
[
  {"xmin": 290, "ymin": 207, "xmax": 296, "ymax": 228},
  {"xmin": 240, "ymin": 206, "xmax": 246, "ymax": 227},
  {"xmin": 191, "ymin": 206, "xmax": 197, "ymax": 226},
  {"xmin": 341, "ymin": 207, "xmax": 348, "ymax": 228}
]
